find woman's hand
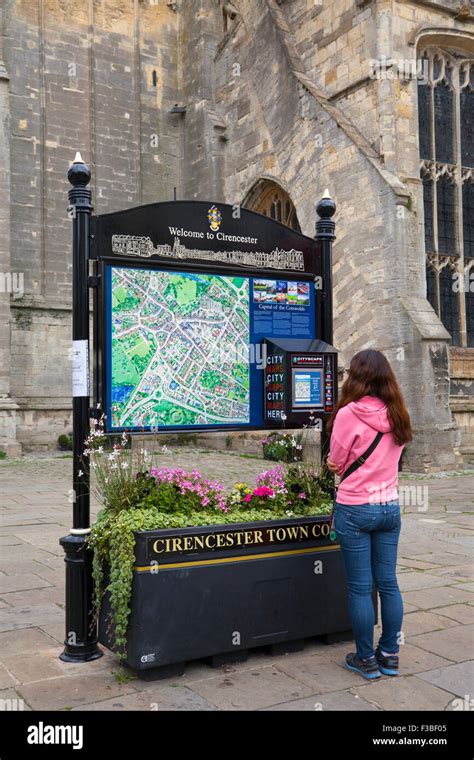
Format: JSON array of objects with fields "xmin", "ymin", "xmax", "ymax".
[{"xmin": 326, "ymin": 458, "xmax": 340, "ymax": 474}]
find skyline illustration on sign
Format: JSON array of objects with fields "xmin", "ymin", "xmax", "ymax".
[{"xmin": 110, "ymin": 234, "xmax": 305, "ymax": 270}]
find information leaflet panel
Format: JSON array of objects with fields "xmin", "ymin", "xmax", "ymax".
[{"xmin": 263, "ymin": 341, "xmax": 337, "ymax": 426}]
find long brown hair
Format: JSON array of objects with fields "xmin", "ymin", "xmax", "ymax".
[{"xmin": 327, "ymin": 349, "xmax": 413, "ymax": 446}]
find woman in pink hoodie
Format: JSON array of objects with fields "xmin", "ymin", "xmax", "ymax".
[{"xmin": 327, "ymin": 349, "xmax": 413, "ymax": 680}]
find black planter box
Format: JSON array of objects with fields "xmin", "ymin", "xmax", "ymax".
[{"xmin": 99, "ymin": 515, "xmax": 377, "ymax": 674}]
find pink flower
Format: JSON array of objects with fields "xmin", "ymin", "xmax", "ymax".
[
  {"xmin": 253, "ymin": 486, "xmax": 274, "ymax": 498},
  {"xmin": 243, "ymin": 494, "xmax": 252, "ymax": 503},
  {"xmin": 298, "ymin": 492, "xmax": 307, "ymax": 499},
  {"xmin": 256, "ymin": 466, "xmax": 287, "ymax": 494}
]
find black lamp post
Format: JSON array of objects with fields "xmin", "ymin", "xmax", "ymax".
[
  {"xmin": 59, "ymin": 153, "xmax": 102, "ymax": 662},
  {"xmin": 315, "ymin": 190, "xmax": 337, "ymax": 467}
]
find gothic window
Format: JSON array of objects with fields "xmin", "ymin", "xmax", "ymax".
[
  {"xmin": 242, "ymin": 180, "xmax": 301, "ymax": 232},
  {"xmin": 419, "ymin": 46, "xmax": 474, "ymax": 347}
]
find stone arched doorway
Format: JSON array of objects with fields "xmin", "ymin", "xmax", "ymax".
[{"xmin": 243, "ymin": 179, "xmax": 301, "ymax": 232}]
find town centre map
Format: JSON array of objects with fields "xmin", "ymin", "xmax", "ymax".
[{"xmin": 109, "ymin": 266, "xmax": 250, "ymax": 429}]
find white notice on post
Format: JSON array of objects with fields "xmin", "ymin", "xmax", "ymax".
[{"xmin": 72, "ymin": 340, "xmax": 89, "ymax": 398}]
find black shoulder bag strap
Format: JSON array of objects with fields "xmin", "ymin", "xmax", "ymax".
[
  {"xmin": 339, "ymin": 431, "xmax": 384, "ymax": 483},
  {"xmin": 329, "ymin": 431, "xmax": 384, "ymax": 540}
]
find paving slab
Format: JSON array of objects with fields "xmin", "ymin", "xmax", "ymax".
[
  {"xmin": 29, "ymin": 566, "xmax": 64, "ymax": 586},
  {"xmin": 0, "ymin": 663, "xmax": 18, "ymax": 690},
  {"xmin": 352, "ymin": 675, "xmax": 456, "ymax": 710},
  {"xmin": 263, "ymin": 690, "xmax": 379, "ymax": 711},
  {"xmin": 73, "ymin": 686, "xmax": 217, "ymax": 711},
  {"xmin": 413, "ymin": 552, "xmax": 473, "ymax": 565},
  {"xmin": 398, "ymin": 559, "xmax": 442, "ymax": 571},
  {"xmin": 0, "ymin": 587, "xmax": 65, "ymax": 607},
  {"xmin": 17, "ymin": 673, "xmax": 140, "ymax": 711},
  {"xmin": 429, "ymin": 565, "xmax": 474, "ymax": 583},
  {"xmin": 443, "ymin": 515, "xmax": 474, "ymax": 527},
  {"xmin": 273, "ymin": 653, "xmax": 364, "ymax": 693},
  {"xmin": 402, "ymin": 610, "xmax": 461, "ymax": 637},
  {"xmin": 0, "ymin": 574, "xmax": 51, "ymax": 595},
  {"xmin": 452, "ymin": 582, "xmax": 474, "ymax": 593},
  {"xmin": 37, "ymin": 622, "xmax": 66, "ymax": 645},
  {"xmin": 0, "ymin": 603, "xmax": 64, "ymax": 632},
  {"xmin": 0, "ymin": 536, "xmax": 26, "ymax": 547},
  {"xmin": 0, "ymin": 545, "xmax": 55, "ymax": 563},
  {"xmin": 1, "ymin": 652, "xmax": 65, "ymax": 683},
  {"xmin": 417, "ymin": 660, "xmax": 474, "ymax": 698},
  {"xmin": 434, "ymin": 604, "xmax": 474, "ymax": 625},
  {"xmin": 401, "ymin": 601, "xmax": 421, "ymax": 613},
  {"xmin": 0, "ymin": 560, "xmax": 54, "ymax": 577},
  {"xmin": 399, "ymin": 544, "xmax": 448, "ymax": 557},
  {"xmin": 187, "ymin": 665, "xmax": 314, "ymax": 710},
  {"xmin": 395, "ymin": 643, "xmax": 453, "ymax": 675},
  {"xmin": 402, "ymin": 586, "xmax": 474, "ymax": 610},
  {"xmin": 407, "ymin": 624, "xmax": 474, "ymax": 663},
  {"xmin": 0, "ymin": 628, "xmax": 58, "ymax": 656},
  {"xmin": 397, "ymin": 572, "xmax": 452, "ymax": 592}
]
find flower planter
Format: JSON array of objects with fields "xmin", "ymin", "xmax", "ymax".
[{"xmin": 98, "ymin": 514, "xmax": 378, "ymax": 677}]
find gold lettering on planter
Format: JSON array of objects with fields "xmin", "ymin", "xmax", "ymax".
[
  {"xmin": 194, "ymin": 535, "xmax": 205, "ymax": 550},
  {"xmin": 152, "ymin": 539, "xmax": 165, "ymax": 554},
  {"xmin": 311, "ymin": 523, "xmax": 330, "ymax": 538},
  {"xmin": 147, "ymin": 520, "xmax": 332, "ymax": 560}
]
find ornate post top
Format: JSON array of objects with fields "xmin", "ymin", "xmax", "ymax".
[
  {"xmin": 315, "ymin": 189, "xmax": 336, "ymax": 241},
  {"xmin": 67, "ymin": 152, "xmax": 92, "ymax": 207},
  {"xmin": 316, "ymin": 188, "xmax": 336, "ymax": 220},
  {"xmin": 67, "ymin": 152, "xmax": 91, "ymax": 188}
]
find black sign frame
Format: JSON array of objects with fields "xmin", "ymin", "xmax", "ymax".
[{"xmin": 90, "ymin": 200, "xmax": 326, "ymax": 434}]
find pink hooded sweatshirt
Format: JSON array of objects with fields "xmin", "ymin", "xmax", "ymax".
[{"xmin": 329, "ymin": 395, "xmax": 404, "ymax": 506}]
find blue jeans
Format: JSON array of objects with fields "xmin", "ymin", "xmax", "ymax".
[{"xmin": 334, "ymin": 500, "xmax": 403, "ymax": 660}]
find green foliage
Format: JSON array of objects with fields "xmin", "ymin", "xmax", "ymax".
[
  {"xmin": 317, "ymin": 460, "xmax": 336, "ymax": 497},
  {"xmin": 175, "ymin": 433, "xmax": 198, "ymax": 446},
  {"xmin": 58, "ymin": 434, "xmax": 73, "ymax": 451},
  {"xmin": 262, "ymin": 431, "xmax": 303, "ymax": 463},
  {"xmin": 0, "ymin": 450, "xmax": 6, "ymax": 460},
  {"xmin": 112, "ymin": 669, "xmax": 137, "ymax": 685},
  {"xmin": 284, "ymin": 463, "xmax": 334, "ymax": 513}
]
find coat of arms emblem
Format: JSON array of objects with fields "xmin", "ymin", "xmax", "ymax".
[{"xmin": 207, "ymin": 205, "xmax": 222, "ymax": 232}]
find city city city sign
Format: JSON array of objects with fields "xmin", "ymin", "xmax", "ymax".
[{"xmin": 90, "ymin": 200, "xmax": 336, "ymax": 433}]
